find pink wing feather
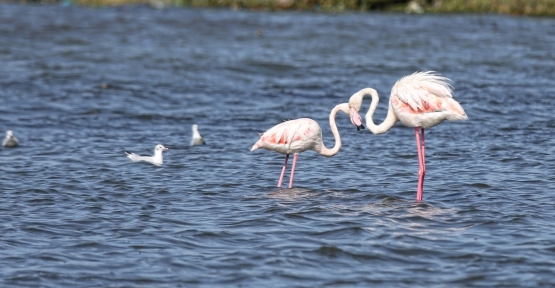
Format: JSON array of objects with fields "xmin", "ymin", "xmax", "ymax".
[{"xmin": 391, "ymin": 71, "xmax": 466, "ymax": 115}]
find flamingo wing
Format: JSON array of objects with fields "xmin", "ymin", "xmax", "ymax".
[
  {"xmin": 390, "ymin": 71, "xmax": 467, "ymax": 129},
  {"xmin": 392, "ymin": 71, "xmax": 454, "ymax": 111},
  {"xmin": 392, "ymin": 71, "xmax": 467, "ymax": 115}
]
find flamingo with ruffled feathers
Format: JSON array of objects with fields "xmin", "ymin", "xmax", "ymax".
[
  {"xmin": 251, "ymin": 103, "xmax": 351, "ymax": 188},
  {"xmin": 347, "ymin": 71, "xmax": 467, "ymax": 201}
]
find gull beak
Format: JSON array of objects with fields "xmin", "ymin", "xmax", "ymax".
[{"xmin": 163, "ymin": 147, "xmax": 169, "ymax": 151}]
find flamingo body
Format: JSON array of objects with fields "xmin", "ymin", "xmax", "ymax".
[
  {"xmin": 390, "ymin": 72, "xmax": 467, "ymax": 128},
  {"xmin": 251, "ymin": 104, "xmax": 350, "ymax": 188},
  {"xmin": 251, "ymin": 118, "xmax": 322, "ymax": 155},
  {"xmin": 347, "ymin": 71, "xmax": 467, "ymax": 201}
]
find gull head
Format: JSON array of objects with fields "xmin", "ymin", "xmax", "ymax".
[{"xmin": 155, "ymin": 144, "xmax": 169, "ymax": 152}]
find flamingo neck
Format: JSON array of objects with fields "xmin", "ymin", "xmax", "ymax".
[
  {"xmin": 317, "ymin": 103, "xmax": 348, "ymax": 157},
  {"xmin": 358, "ymin": 88, "xmax": 398, "ymax": 135}
]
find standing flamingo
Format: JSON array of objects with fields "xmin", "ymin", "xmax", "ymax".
[
  {"xmin": 251, "ymin": 103, "xmax": 351, "ymax": 188},
  {"xmin": 347, "ymin": 71, "xmax": 467, "ymax": 201}
]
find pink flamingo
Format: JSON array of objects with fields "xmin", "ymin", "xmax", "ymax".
[
  {"xmin": 251, "ymin": 103, "xmax": 351, "ymax": 188},
  {"xmin": 347, "ymin": 71, "xmax": 467, "ymax": 201}
]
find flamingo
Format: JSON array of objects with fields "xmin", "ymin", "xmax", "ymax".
[
  {"xmin": 251, "ymin": 103, "xmax": 351, "ymax": 188},
  {"xmin": 347, "ymin": 71, "xmax": 467, "ymax": 201},
  {"xmin": 125, "ymin": 144, "xmax": 168, "ymax": 166}
]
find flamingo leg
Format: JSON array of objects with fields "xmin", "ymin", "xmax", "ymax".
[
  {"xmin": 288, "ymin": 154, "xmax": 299, "ymax": 189},
  {"xmin": 277, "ymin": 154, "xmax": 289, "ymax": 188},
  {"xmin": 415, "ymin": 127, "xmax": 425, "ymax": 201},
  {"xmin": 421, "ymin": 127, "xmax": 426, "ymax": 185},
  {"xmin": 418, "ymin": 128, "xmax": 426, "ymax": 201}
]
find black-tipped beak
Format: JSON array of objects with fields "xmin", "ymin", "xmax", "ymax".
[{"xmin": 356, "ymin": 124, "xmax": 365, "ymax": 132}]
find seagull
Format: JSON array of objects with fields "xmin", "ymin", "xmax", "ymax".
[
  {"xmin": 190, "ymin": 124, "xmax": 205, "ymax": 146},
  {"xmin": 2, "ymin": 130, "xmax": 19, "ymax": 147},
  {"xmin": 125, "ymin": 144, "xmax": 168, "ymax": 166}
]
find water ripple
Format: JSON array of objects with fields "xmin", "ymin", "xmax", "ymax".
[{"xmin": 0, "ymin": 4, "xmax": 555, "ymax": 287}]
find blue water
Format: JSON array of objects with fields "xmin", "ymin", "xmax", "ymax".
[{"xmin": 1, "ymin": 4, "xmax": 555, "ymax": 286}]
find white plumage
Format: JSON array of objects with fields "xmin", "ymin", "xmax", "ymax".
[
  {"xmin": 251, "ymin": 118, "xmax": 322, "ymax": 155},
  {"xmin": 125, "ymin": 144, "xmax": 168, "ymax": 166},
  {"xmin": 2, "ymin": 130, "xmax": 19, "ymax": 147},
  {"xmin": 190, "ymin": 124, "xmax": 205, "ymax": 146},
  {"xmin": 393, "ymin": 71, "xmax": 454, "ymax": 111}
]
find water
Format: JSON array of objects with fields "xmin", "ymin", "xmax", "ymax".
[{"xmin": 1, "ymin": 4, "xmax": 555, "ymax": 286}]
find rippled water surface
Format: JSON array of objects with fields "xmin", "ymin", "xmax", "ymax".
[{"xmin": 1, "ymin": 4, "xmax": 555, "ymax": 286}]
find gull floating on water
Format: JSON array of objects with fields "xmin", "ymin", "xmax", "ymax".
[
  {"xmin": 2, "ymin": 130, "xmax": 19, "ymax": 147},
  {"xmin": 125, "ymin": 144, "xmax": 168, "ymax": 166},
  {"xmin": 190, "ymin": 124, "xmax": 205, "ymax": 146}
]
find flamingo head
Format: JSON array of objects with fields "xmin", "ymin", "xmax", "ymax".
[
  {"xmin": 348, "ymin": 102, "xmax": 365, "ymax": 131},
  {"xmin": 349, "ymin": 108, "xmax": 365, "ymax": 132},
  {"xmin": 348, "ymin": 90, "xmax": 366, "ymax": 132}
]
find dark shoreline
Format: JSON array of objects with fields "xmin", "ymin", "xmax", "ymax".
[{"xmin": 3, "ymin": 0, "xmax": 555, "ymax": 16}]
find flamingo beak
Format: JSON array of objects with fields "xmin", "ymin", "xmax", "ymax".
[{"xmin": 350, "ymin": 107, "xmax": 365, "ymax": 132}]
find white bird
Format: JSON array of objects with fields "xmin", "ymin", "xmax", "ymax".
[
  {"xmin": 125, "ymin": 144, "xmax": 168, "ymax": 166},
  {"xmin": 190, "ymin": 124, "xmax": 205, "ymax": 146},
  {"xmin": 2, "ymin": 130, "xmax": 19, "ymax": 147}
]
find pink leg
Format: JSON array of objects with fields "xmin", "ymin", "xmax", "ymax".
[
  {"xmin": 288, "ymin": 154, "xmax": 299, "ymax": 188},
  {"xmin": 421, "ymin": 128, "xmax": 426, "ymax": 188},
  {"xmin": 277, "ymin": 154, "xmax": 289, "ymax": 188},
  {"xmin": 415, "ymin": 128, "xmax": 425, "ymax": 201}
]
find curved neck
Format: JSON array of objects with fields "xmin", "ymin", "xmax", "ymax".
[
  {"xmin": 317, "ymin": 103, "xmax": 348, "ymax": 157},
  {"xmin": 358, "ymin": 88, "xmax": 398, "ymax": 135}
]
